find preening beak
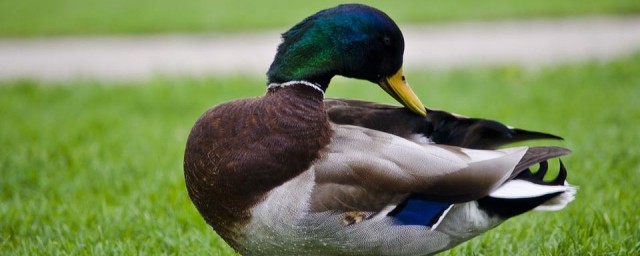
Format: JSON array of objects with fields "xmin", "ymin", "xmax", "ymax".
[{"xmin": 378, "ymin": 67, "xmax": 427, "ymax": 117}]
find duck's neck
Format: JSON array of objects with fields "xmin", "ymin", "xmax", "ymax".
[
  {"xmin": 264, "ymin": 81, "xmax": 330, "ymax": 148},
  {"xmin": 267, "ymin": 80, "xmax": 326, "ymax": 97},
  {"xmin": 264, "ymin": 80, "xmax": 328, "ymax": 128},
  {"xmin": 262, "ymin": 81, "xmax": 331, "ymax": 187}
]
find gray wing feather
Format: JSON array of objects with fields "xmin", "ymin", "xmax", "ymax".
[{"xmin": 311, "ymin": 124, "xmax": 529, "ymax": 212}]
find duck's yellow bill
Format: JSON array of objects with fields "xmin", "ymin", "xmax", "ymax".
[{"xmin": 378, "ymin": 67, "xmax": 427, "ymax": 117}]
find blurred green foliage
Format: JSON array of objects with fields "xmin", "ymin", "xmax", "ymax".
[
  {"xmin": 1, "ymin": 54, "xmax": 639, "ymax": 254},
  {"xmin": 1, "ymin": 0, "xmax": 639, "ymax": 37}
]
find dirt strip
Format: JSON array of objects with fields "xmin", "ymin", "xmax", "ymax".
[{"xmin": 1, "ymin": 16, "xmax": 639, "ymax": 82}]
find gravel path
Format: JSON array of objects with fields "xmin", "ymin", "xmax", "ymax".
[{"xmin": 1, "ymin": 16, "xmax": 640, "ymax": 82}]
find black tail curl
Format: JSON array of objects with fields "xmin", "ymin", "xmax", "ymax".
[
  {"xmin": 516, "ymin": 160, "xmax": 567, "ymax": 186},
  {"xmin": 478, "ymin": 159, "xmax": 569, "ymax": 218}
]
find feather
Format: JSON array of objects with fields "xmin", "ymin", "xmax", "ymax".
[{"xmin": 325, "ymin": 98, "xmax": 563, "ymax": 150}]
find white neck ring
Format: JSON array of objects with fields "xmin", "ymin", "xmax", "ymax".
[{"xmin": 267, "ymin": 80, "xmax": 325, "ymax": 97}]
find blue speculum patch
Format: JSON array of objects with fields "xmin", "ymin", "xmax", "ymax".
[{"xmin": 389, "ymin": 194, "xmax": 452, "ymax": 226}]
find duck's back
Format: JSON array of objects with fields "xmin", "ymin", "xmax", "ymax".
[{"xmin": 183, "ymin": 86, "xmax": 330, "ymax": 244}]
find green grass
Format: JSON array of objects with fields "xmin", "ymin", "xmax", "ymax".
[
  {"xmin": 1, "ymin": 54, "xmax": 640, "ymax": 255},
  {"xmin": 1, "ymin": 0, "xmax": 640, "ymax": 37}
]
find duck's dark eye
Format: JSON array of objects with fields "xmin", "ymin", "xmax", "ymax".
[{"xmin": 383, "ymin": 36, "xmax": 392, "ymax": 46}]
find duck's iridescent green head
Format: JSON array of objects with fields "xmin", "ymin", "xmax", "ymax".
[{"xmin": 267, "ymin": 4, "xmax": 426, "ymax": 116}]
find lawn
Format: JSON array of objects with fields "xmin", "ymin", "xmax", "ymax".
[
  {"xmin": 1, "ymin": 54, "xmax": 639, "ymax": 255},
  {"xmin": 1, "ymin": 0, "xmax": 639, "ymax": 37}
]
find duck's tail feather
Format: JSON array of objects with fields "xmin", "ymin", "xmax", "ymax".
[
  {"xmin": 515, "ymin": 160, "xmax": 577, "ymax": 211},
  {"xmin": 509, "ymin": 146, "xmax": 572, "ymax": 179},
  {"xmin": 479, "ymin": 159, "xmax": 576, "ymax": 218}
]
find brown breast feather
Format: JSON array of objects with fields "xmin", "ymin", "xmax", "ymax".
[{"xmin": 184, "ymin": 85, "xmax": 331, "ymax": 244}]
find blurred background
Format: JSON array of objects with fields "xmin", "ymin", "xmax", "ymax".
[{"xmin": 1, "ymin": 0, "xmax": 639, "ymax": 255}]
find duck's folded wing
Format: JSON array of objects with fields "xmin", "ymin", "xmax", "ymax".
[
  {"xmin": 324, "ymin": 98, "xmax": 562, "ymax": 149},
  {"xmin": 312, "ymin": 124, "xmax": 570, "ymax": 212},
  {"xmin": 324, "ymin": 98, "xmax": 424, "ymax": 139}
]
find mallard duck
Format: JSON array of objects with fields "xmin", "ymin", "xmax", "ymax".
[{"xmin": 184, "ymin": 4, "xmax": 575, "ymax": 255}]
